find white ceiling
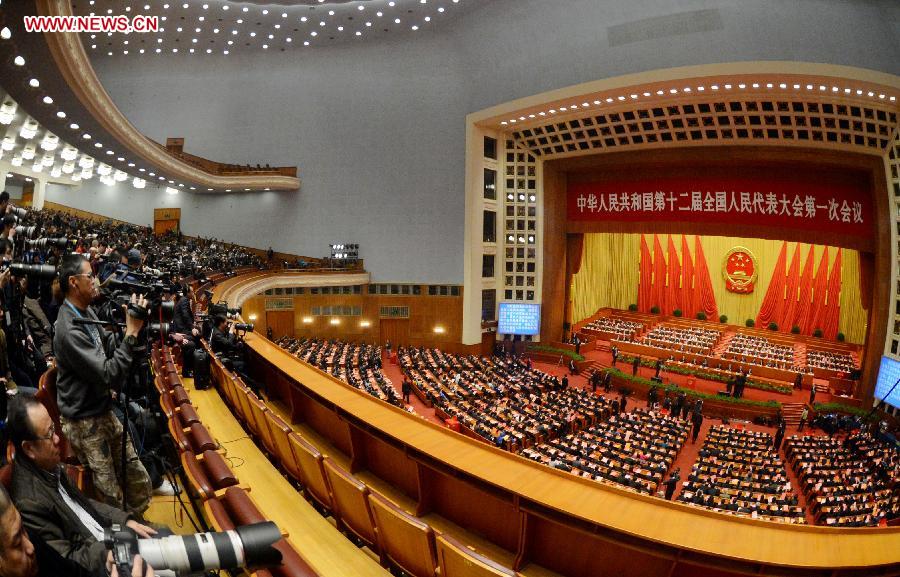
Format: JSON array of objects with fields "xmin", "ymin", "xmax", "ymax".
[{"xmin": 73, "ymin": 0, "xmax": 487, "ymax": 57}]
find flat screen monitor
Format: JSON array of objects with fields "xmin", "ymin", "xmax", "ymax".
[
  {"xmin": 875, "ymin": 356, "xmax": 900, "ymax": 410},
  {"xmin": 497, "ymin": 303, "xmax": 541, "ymax": 336}
]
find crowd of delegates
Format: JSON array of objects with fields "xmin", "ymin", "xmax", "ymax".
[
  {"xmin": 805, "ymin": 349, "xmax": 858, "ymax": 374},
  {"xmin": 581, "ymin": 317, "xmax": 643, "ymax": 340},
  {"xmin": 521, "ymin": 409, "xmax": 689, "ymax": 494},
  {"xmin": 275, "ymin": 337, "xmax": 402, "ymax": 406},
  {"xmin": 678, "ymin": 425, "xmax": 805, "ymax": 523},
  {"xmin": 640, "ymin": 325, "xmax": 721, "ymax": 355},
  {"xmin": 785, "ymin": 433, "xmax": 900, "ymax": 526},
  {"xmin": 397, "ymin": 347, "xmax": 612, "ymax": 449},
  {"xmin": 722, "ymin": 334, "xmax": 796, "ymax": 370}
]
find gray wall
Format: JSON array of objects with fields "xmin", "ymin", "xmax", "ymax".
[{"xmin": 50, "ymin": 0, "xmax": 899, "ymax": 282}]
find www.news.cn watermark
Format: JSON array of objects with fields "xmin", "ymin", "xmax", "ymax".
[{"xmin": 23, "ymin": 15, "xmax": 159, "ymax": 34}]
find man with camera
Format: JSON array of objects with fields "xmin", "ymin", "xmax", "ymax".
[
  {"xmin": 6, "ymin": 394, "xmax": 159, "ymax": 575},
  {"xmin": 0, "ymin": 481, "xmax": 155, "ymax": 577},
  {"xmin": 53, "ymin": 254, "xmax": 152, "ymax": 515}
]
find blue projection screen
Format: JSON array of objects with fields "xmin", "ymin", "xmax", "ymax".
[
  {"xmin": 875, "ymin": 356, "xmax": 900, "ymax": 410},
  {"xmin": 498, "ymin": 303, "xmax": 541, "ymax": 336}
]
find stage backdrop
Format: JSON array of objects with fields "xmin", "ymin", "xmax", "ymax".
[{"xmin": 571, "ymin": 233, "xmax": 867, "ymax": 344}]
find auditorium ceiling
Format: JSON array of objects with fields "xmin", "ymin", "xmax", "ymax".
[{"xmin": 72, "ymin": 0, "xmax": 486, "ymax": 57}]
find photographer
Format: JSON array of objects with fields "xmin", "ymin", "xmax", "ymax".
[
  {"xmin": 171, "ymin": 292, "xmax": 198, "ymax": 378},
  {"xmin": 7, "ymin": 395, "xmax": 160, "ymax": 575},
  {"xmin": 53, "ymin": 254, "xmax": 152, "ymax": 515},
  {"xmin": 0, "ymin": 483, "xmax": 152, "ymax": 577}
]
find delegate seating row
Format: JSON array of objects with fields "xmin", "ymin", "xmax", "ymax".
[
  {"xmin": 581, "ymin": 317, "xmax": 644, "ymax": 341},
  {"xmin": 722, "ymin": 334, "xmax": 795, "ymax": 365},
  {"xmin": 275, "ymin": 337, "xmax": 401, "ymax": 406},
  {"xmin": 784, "ymin": 434, "xmax": 900, "ymax": 527},
  {"xmin": 202, "ymin": 342, "xmax": 527, "ymax": 577},
  {"xmin": 640, "ymin": 325, "xmax": 722, "ymax": 356},
  {"xmin": 521, "ymin": 409, "xmax": 688, "ymax": 495},
  {"xmin": 805, "ymin": 350, "xmax": 858, "ymax": 374},
  {"xmin": 678, "ymin": 426, "xmax": 805, "ymax": 524}
]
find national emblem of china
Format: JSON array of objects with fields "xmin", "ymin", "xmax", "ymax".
[{"xmin": 723, "ymin": 247, "xmax": 758, "ymax": 294}]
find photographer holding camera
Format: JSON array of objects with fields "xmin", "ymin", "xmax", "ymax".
[{"xmin": 53, "ymin": 254, "xmax": 152, "ymax": 515}]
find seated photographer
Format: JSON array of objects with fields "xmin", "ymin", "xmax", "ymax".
[
  {"xmin": 53, "ymin": 254, "xmax": 152, "ymax": 515},
  {"xmin": 0, "ymin": 484, "xmax": 155, "ymax": 577},
  {"xmin": 210, "ymin": 315, "xmax": 260, "ymax": 393},
  {"xmin": 7, "ymin": 394, "xmax": 161, "ymax": 575}
]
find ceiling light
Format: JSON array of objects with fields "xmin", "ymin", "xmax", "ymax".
[
  {"xmin": 94, "ymin": 142, "xmax": 102, "ymax": 148},
  {"xmin": 262, "ymin": 9, "xmax": 268, "ymax": 15},
  {"xmin": 97, "ymin": 163, "xmax": 111, "ymax": 175},
  {"xmin": 40, "ymin": 133, "xmax": 58, "ymax": 151},
  {"xmin": 0, "ymin": 100, "xmax": 16, "ymax": 124},
  {"xmin": 28, "ymin": 78, "xmax": 39, "ymax": 88},
  {"xmin": 20, "ymin": 119, "xmax": 38, "ymax": 140},
  {"xmin": 394, "ymin": 18, "xmax": 400, "ymax": 23},
  {"xmin": 0, "ymin": 137, "xmax": 14, "ymax": 151},
  {"xmin": 42, "ymin": 96, "xmax": 53, "ymax": 104},
  {"xmin": 61, "ymin": 146, "xmax": 78, "ymax": 161},
  {"xmin": 301, "ymin": 16, "xmax": 307, "ymax": 22},
  {"xmin": 69, "ymin": 123, "xmax": 79, "ymax": 130},
  {"xmin": 13, "ymin": 56, "xmax": 24, "ymax": 66},
  {"xmin": 133, "ymin": 177, "xmax": 145, "ymax": 189},
  {"xmin": 0, "ymin": 28, "xmax": 12, "ymax": 40},
  {"xmin": 51, "ymin": 166, "xmax": 63, "ymax": 178}
]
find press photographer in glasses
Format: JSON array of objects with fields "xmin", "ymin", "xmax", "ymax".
[{"xmin": 53, "ymin": 254, "xmax": 152, "ymax": 516}]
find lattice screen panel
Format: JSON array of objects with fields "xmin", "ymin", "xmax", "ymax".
[
  {"xmin": 888, "ymin": 131, "xmax": 900, "ymax": 358},
  {"xmin": 510, "ymin": 98, "xmax": 896, "ymax": 158},
  {"xmin": 501, "ymin": 140, "xmax": 539, "ymax": 304}
]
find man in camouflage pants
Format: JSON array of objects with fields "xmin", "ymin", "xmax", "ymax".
[{"xmin": 53, "ymin": 254, "xmax": 152, "ymax": 514}]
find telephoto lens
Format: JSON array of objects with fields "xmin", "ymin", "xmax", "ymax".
[
  {"xmin": 13, "ymin": 225, "xmax": 38, "ymax": 239},
  {"xmin": 8, "ymin": 263, "xmax": 57, "ymax": 280},
  {"xmin": 233, "ymin": 323, "xmax": 255, "ymax": 332},
  {"xmin": 7, "ymin": 206, "xmax": 27, "ymax": 219},
  {"xmin": 105, "ymin": 521, "xmax": 283, "ymax": 577}
]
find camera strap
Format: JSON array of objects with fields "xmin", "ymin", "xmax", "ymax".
[{"xmin": 65, "ymin": 300, "xmax": 101, "ymax": 351}]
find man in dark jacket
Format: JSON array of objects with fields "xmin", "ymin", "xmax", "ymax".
[
  {"xmin": 53, "ymin": 254, "xmax": 152, "ymax": 514},
  {"xmin": 7, "ymin": 395, "xmax": 159, "ymax": 575}
]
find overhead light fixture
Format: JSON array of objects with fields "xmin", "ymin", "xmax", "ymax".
[
  {"xmin": 0, "ymin": 28, "xmax": 11, "ymax": 40},
  {"xmin": 302, "ymin": 316, "xmax": 313, "ymax": 324},
  {"xmin": 19, "ymin": 119, "xmax": 38, "ymax": 140},
  {"xmin": 133, "ymin": 177, "xmax": 145, "ymax": 188},
  {"xmin": 97, "ymin": 163, "xmax": 112, "ymax": 176},
  {"xmin": 0, "ymin": 100, "xmax": 16, "ymax": 124},
  {"xmin": 40, "ymin": 132, "xmax": 58, "ymax": 151},
  {"xmin": 1, "ymin": 136, "xmax": 15, "ymax": 151},
  {"xmin": 360, "ymin": 320, "xmax": 371, "ymax": 328},
  {"xmin": 21, "ymin": 144, "xmax": 36, "ymax": 160},
  {"xmin": 165, "ymin": 186, "xmax": 179, "ymax": 195},
  {"xmin": 329, "ymin": 318, "xmax": 341, "ymax": 325},
  {"xmin": 433, "ymin": 326, "xmax": 446, "ymax": 334},
  {"xmin": 61, "ymin": 161, "xmax": 75, "ymax": 174},
  {"xmin": 114, "ymin": 170, "xmax": 128, "ymax": 182}
]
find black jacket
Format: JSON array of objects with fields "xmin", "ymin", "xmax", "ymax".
[
  {"xmin": 12, "ymin": 456, "xmax": 131, "ymax": 573},
  {"xmin": 29, "ymin": 528, "xmax": 103, "ymax": 577},
  {"xmin": 172, "ymin": 296, "xmax": 194, "ymax": 334},
  {"xmin": 53, "ymin": 300, "xmax": 136, "ymax": 419},
  {"xmin": 210, "ymin": 326, "xmax": 239, "ymax": 356}
]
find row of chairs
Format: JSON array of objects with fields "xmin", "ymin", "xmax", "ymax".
[
  {"xmin": 205, "ymin": 343, "xmax": 523, "ymax": 577},
  {"xmin": 151, "ymin": 345, "xmax": 319, "ymax": 577}
]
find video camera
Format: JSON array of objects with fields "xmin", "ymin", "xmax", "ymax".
[
  {"xmin": 105, "ymin": 521, "xmax": 283, "ymax": 577},
  {"xmin": 99, "ymin": 269, "xmax": 178, "ymax": 340},
  {"xmin": 25, "ymin": 236, "xmax": 74, "ymax": 251}
]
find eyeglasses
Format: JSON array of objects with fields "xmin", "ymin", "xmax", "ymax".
[{"xmin": 33, "ymin": 423, "xmax": 56, "ymax": 442}]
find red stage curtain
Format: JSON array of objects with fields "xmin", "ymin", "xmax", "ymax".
[
  {"xmin": 808, "ymin": 247, "xmax": 830, "ymax": 334},
  {"xmin": 567, "ymin": 234, "xmax": 585, "ymax": 276},
  {"xmin": 694, "ymin": 236, "xmax": 718, "ymax": 320},
  {"xmin": 794, "ymin": 245, "xmax": 816, "ymax": 334},
  {"xmin": 756, "ymin": 241, "xmax": 787, "ymax": 328},
  {"xmin": 780, "ymin": 243, "xmax": 802, "ymax": 332},
  {"xmin": 653, "ymin": 235, "xmax": 666, "ymax": 312},
  {"xmin": 667, "ymin": 235, "xmax": 681, "ymax": 314},
  {"xmin": 823, "ymin": 249, "xmax": 843, "ymax": 339},
  {"xmin": 680, "ymin": 235, "xmax": 695, "ymax": 319},
  {"xmin": 638, "ymin": 235, "xmax": 653, "ymax": 312}
]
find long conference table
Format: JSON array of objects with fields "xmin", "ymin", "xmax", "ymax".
[{"xmin": 215, "ymin": 272, "xmax": 900, "ymax": 577}]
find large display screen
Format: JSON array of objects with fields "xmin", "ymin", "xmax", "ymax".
[
  {"xmin": 497, "ymin": 303, "xmax": 541, "ymax": 336},
  {"xmin": 875, "ymin": 356, "xmax": 900, "ymax": 410}
]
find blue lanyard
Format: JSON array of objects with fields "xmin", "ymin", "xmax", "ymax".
[{"xmin": 64, "ymin": 300, "xmax": 99, "ymax": 348}]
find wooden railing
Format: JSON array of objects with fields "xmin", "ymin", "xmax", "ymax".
[{"xmin": 209, "ymin": 272, "xmax": 900, "ymax": 577}]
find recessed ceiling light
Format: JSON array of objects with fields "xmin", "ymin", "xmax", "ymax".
[
  {"xmin": 13, "ymin": 56, "xmax": 25, "ymax": 66},
  {"xmin": 338, "ymin": 26, "xmax": 344, "ymax": 31},
  {"xmin": 42, "ymin": 96, "xmax": 53, "ymax": 104},
  {"xmin": 303, "ymin": 41, "xmax": 309, "ymax": 45},
  {"xmin": 411, "ymin": 25, "xmax": 418, "ymax": 30},
  {"xmin": 358, "ymin": 5, "xmax": 364, "ymax": 9},
  {"xmin": 355, "ymin": 31, "xmax": 361, "ymax": 35},
  {"xmin": 70, "ymin": 123, "xmax": 79, "ymax": 130},
  {"xmin": 301, "ymin": 16, "xmax": 307, "ymax": 22},
  {"xmin": 286, "ymin": 37, "xmax": 292, "ymax": 42},
  {"xmin": 0, "ymin": 28, "xmax": 11, "ymax": 40},
  {"xmin": 395, "ymin": 18, "xmax": 400, "ymax": 23},
  {"xmin": 28, "ymin": 78, "xmax": 39, "ymax": 87},
  {"xmin": 310, "ymin": 31, "xmax": 317, "ymax": 36},
  {"xmin": 262, "ymin": 44, "xmax": 268, "ymax": 49},
  {"xmin": 262, "ymin": 9, "xmax": 268, "ymax": 15},
  {"xmin": 424, "ymin": 16, "xmax": 430, "ymax": 21},
  {"xmin": 249, "ymin": 32, "xmax": 255, "ymax": 37},
  {"xmin": 56, "ymin": 111, "xmax": 66, "ymax": 118}
]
